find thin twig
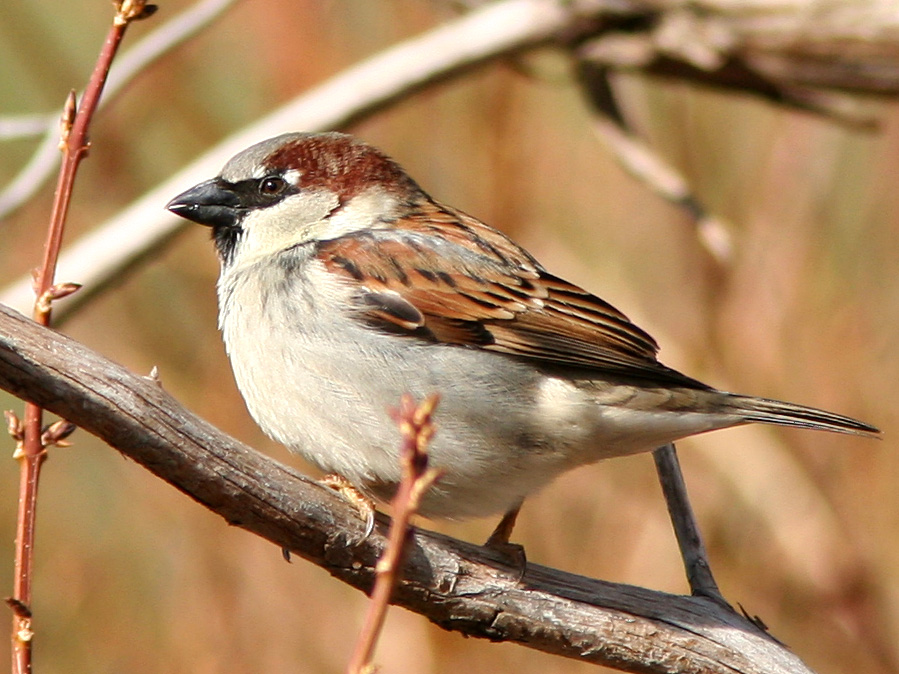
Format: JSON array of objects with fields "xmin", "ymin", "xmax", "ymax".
[
  {"xmin": 347, "ymin": 394, "xmax": 443, "ymax": 674},
  {"xmin": 652, "ymin": 443, "xmax": 729, "ymax": 608},
  {"xmin": 575, "ymin": 60, "xmax": 734, "ymax": 263},
  {"xmin": 9, "ymin": 4, "xmax": 155, "ymax": 673}
]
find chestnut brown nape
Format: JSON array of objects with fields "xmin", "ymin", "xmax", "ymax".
[{"xmin": 263, "ymin": 133, "xmax": 422, "ymax": 200}]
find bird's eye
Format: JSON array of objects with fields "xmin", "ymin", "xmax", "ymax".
[{"xmin": 258, "ymin": 176, "xmax": 287, "ymax": 197}]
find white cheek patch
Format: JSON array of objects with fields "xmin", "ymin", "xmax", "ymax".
[
  {"xmin": 237, "ymin": 189, "xmax": 340, "ymax": 262},
  {"xmin": 230, "ymin": 186, "xmax": 401, "ymax": 267}
]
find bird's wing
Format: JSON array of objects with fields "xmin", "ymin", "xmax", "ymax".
[{"xmin": 314, "ymin": 203, "xmax": 707, "ymax": 388}]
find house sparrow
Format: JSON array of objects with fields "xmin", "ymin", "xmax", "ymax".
[{"xmin": 167, "ymin": 131, "xmax": 879, "ymax": 538}]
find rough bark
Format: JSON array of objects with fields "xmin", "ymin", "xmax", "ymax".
[{"xmin": 0, "ymin": 303, "xmax": 816, "ymax": 674}]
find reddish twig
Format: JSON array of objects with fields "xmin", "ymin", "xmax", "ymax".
[
  {"xmin": 346, "ymin": 394, "xmax": 444, "ymax": 674},
  {"xmin": 9, "ymin": 3, "xmax": 156, "ymax": 673}
]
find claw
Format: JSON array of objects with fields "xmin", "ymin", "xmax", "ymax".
[{"xmin": 320, "ymin": 473, "xmax": 376, "ymax": 538}]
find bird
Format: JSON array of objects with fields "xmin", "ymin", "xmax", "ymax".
[{"xmin": 166, "ymin": 131, "xmax": 879, "ymax": 545}]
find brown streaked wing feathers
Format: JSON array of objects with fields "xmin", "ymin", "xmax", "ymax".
[{"xmin": 315, "ymin": 205, "xmax": 706, "ymax": 387}]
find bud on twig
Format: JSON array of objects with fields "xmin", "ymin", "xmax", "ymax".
[
  {"xmin": 34, "ymin": 282, "xmax": 82, "ymax": 315},
  {"xmin": 389, "ymin": 393, "xmax": 441, "ymax": 486},
  {"xmin": 6, "ymin": 410, "xmax": 25, "ymax": 459},
  {"xmin": 41, "ymin": 420, "xmax": 77, "ymax": 449},
  {"xmin": 114, "ymin": 0, "xmax": 158, "ymax": 25},
  {"xmin": 5, "ymin": 410, "xmax": 24, "ymax": 442},
  {"xmin": 5, "ymin": 598, "xmax": 32, "ymax": 620},
  {"xmin": 59, "ymin": 90, "xmax": 77, "ymax": 149}
]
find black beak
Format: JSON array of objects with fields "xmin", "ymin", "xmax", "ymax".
[{"xmin": 166, "ymin": 178, "xmax": 242, "ymax": 228}]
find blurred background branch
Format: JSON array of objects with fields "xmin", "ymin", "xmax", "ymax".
[
  {"xmin": 0, "ymin": 0, "xmax": 236, "ymax": 221},
  {"xmin": 4, "ymin": 0, "xmax": 899, "ymax": 316},
  {"xmin": 0, "ymin": 0, "xmax": 604, "ymax": 317}
]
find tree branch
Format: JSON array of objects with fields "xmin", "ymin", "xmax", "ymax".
[{"xmin": 0, "ymin": 302, "xmax": 817, "ymax": 674}]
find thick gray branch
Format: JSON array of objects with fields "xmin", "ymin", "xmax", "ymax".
[{"xmin": 0, "ymin": 303, "xmax": 815, "ymax": 674}]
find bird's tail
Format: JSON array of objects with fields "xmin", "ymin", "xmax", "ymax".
[{"xmin": 728, "ymin": 394, "xmax": 880, "ymax": 438}]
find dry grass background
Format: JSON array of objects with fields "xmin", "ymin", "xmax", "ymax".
[{"xmin": 1, "ymin": 1, "xmax": 898, "ymax": 673}]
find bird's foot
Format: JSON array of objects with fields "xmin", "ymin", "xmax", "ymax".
[
  {"xmin": 485, "ymin": 505, "xmax": 527, "ymax": 579},
  {"xmin": 320, "ymin": 473, "xmax": 376, "ymax": 538}
]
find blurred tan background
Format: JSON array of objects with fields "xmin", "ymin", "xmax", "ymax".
[{"xmin": 1, "ymin": 1, "xmax": 897, "ymax": 672}]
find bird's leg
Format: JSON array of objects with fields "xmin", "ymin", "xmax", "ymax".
[
  {"xmin": 485, "ymin": 503, "xmax": 527, "ymax": 575},
  {"xmin": 486, "ymin": 504, "xmax": 521, "ymax": 547},
  {"xmin": 320, "ymin": 473, "xmax": 376, "ymax": 538}
]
